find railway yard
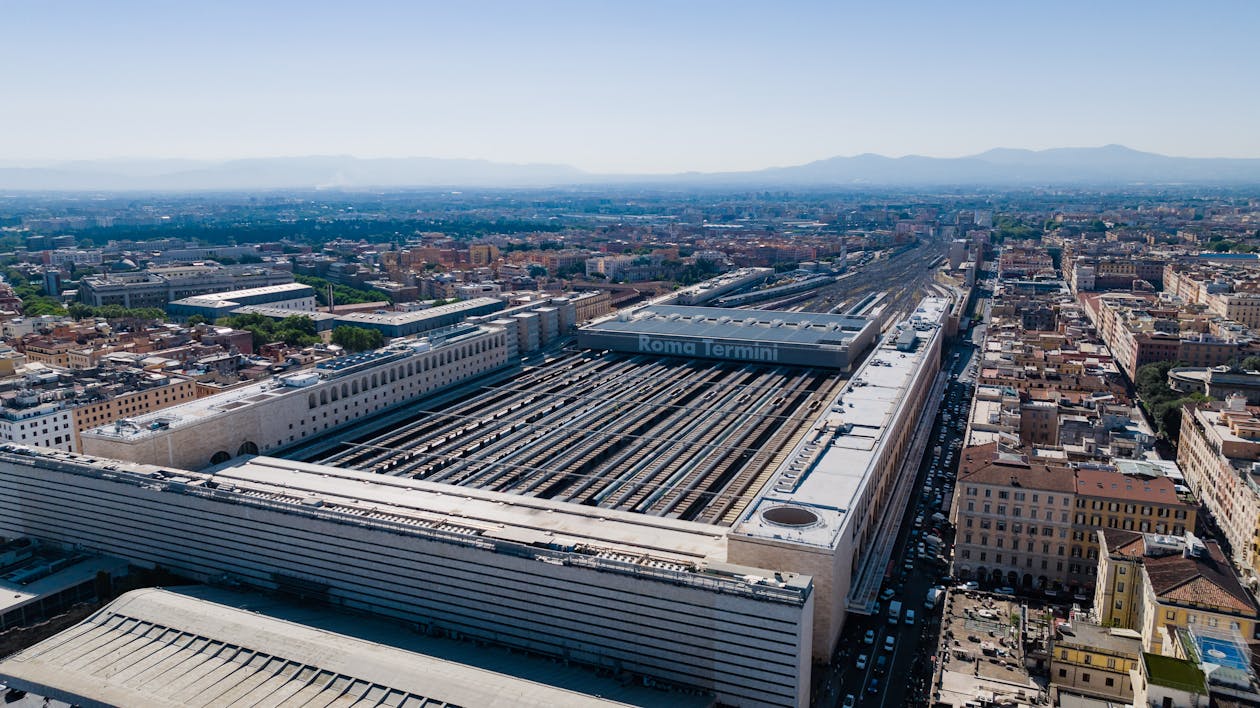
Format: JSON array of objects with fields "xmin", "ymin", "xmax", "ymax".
[
  {"xmin": 296, "ymin": 243, "xmax": 948, "ymax": 528},
  {"xmin": 306, "ymin": 351, "xmax": 844, "ymax": 524}
]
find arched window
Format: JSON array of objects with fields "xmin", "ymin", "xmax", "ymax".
[
  {"xmin": 330, "ymin": 387, "xmax": 339, "ymax": 401},
  {"xmin": 308, "ymin": 394, "xmax": 317, "ymax": 409},
  {"xmin": 341, "ymin": 383, "xmax": 348, "ymax": 398},
  {"xmin": 320, "ymin": 390, "xmax": 328, "ymax": 405},
  {"xmin": 210, "ymin": 451, "xmax": 231, "ymax": 466},
  {"xmin": 237, "ymin": 441, "xmax": 259, "ymax": 456}
]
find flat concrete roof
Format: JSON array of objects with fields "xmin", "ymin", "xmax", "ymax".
[
  {"xmin": 730, "ymin": 297, "xmax": 949, "ymax": 549},
  {"xmin": 582, "ymin": 305, "xmax": 872, "ymax": 347},
  {"xmin": 332, "ymin": 297, "xmax": 502, "ymax": 326},
  {"xmin": 0, "ymin": 445, "xmax": 810, "ymax": 604},
  {"xmin": 0, "ymin": 586, "xmax": 698, "ymax": 707},
  {"xmin": 0, "ymin": 552, "xmax": 129, "ymax": 615},
  {"xmin": 217, "ymin": 455, "xmax": 732, "ymax": 564},
  {"xmin": 168, "ymin": 282, "xmax": 314, "ymax": 307}
]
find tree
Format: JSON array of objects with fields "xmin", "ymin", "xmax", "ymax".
[
  {"xmin": 1242, "ymin": 356, "xmax": 1260, "ymax": 372},
  {"xmin": 294, "ymin": 274, "xmax": 389, "ymax": 306},
  {"xmin": 219, "ymin": 313, "xmax": 320, "ymax": 348},
  {"xmin": 331, "ymin": 325, "xmax": 383, "ymax": 352},
  {"xmin": 1134, "ymin": 361, "xmax": 1179, "ymax": 402},
  {"xmin": 68, "ymin": 303, "xmax": 166, "ymax": 321}
]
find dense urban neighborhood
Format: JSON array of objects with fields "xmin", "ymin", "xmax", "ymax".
[{"xmin": 2, "ymin": 188, "xmax": 1260, "ymax": 707}]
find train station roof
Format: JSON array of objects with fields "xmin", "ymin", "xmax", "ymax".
[
  {"xmin": 0, "ymin": 586, "xmax": 708, "ymax": 708},
  {"xmin": 582, "ymin": 305, "xmax": 873, "ymax": 347}
]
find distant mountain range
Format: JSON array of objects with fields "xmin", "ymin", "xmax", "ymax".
[{"xmin": 2, "ymin": 145, "xmax": 1259, "ymax": 191}]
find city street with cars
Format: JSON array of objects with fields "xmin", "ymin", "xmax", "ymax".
[{"xmin": 820, "ymin": 330, "xmax": 982, "ymax": 707}]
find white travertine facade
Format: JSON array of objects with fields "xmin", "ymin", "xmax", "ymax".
[
  {"xmin": 81, "ymin": 324, "xmax": 511, "ymax": 470},
  {"xmin": 0, "ymin": 449, "xmax": 813, "ymax": 708}
]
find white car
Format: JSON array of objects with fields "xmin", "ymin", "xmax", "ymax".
[
  {"xmin": 856, "ymin": 653, "xmax": 868, "ymax": 670},
  {"xmin": 864, "ymin": 629, "xmax": 876, "ymax": 645},
  {"xmin": 904, "ymin": 609, "xmax": 916, "ymax": 625},
  {"xmin": 884, "ymin": 635, "xmax": 896, "ymax": 651},
  {"xmin": 959, "ymin": 581, "xmax": 980, "ymax": 591}
]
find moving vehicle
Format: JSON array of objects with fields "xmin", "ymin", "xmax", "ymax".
[
  {"xmin": 904, "ymin": 609, "xmax": 916, "ymax": 625},
  {"xmin": 856, "ymin": 653, "xmax": 868, "ymax": 670},
  {"xmin": 884, "ymin": 635, "xmax": 896, "ymax": 652}
]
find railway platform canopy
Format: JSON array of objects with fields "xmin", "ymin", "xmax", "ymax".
[
  {"xmin": 0, "ymin": 586, "xmax": 707, "ymax": 708},
  {"xmin": 577, "ymin": 305, "xmax": 878, "ymax": 370}
]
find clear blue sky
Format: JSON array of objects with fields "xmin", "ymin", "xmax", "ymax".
[{"xmin": 3, "ymin": 0, "xmax": 1258, "ymax": 173}]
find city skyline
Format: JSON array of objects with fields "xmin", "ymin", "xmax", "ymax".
[{"xmin": 3, "ymin": 0, "xmax": 1259, "ymax": 172}]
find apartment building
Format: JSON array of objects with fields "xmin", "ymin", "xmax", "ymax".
[
  {"xmin": 69, "ymin": 375, "xmax": 198, "ymax": 449},
  {"xmin": 1177, "ymin": 395, "xmax": 1260, "ymax": 586},
  {"xmin": 1082, "ymin": 292, "xmax": 1243, "ymax": 379},
  {"xmin": 1049, "ymin": 622, "xmax": 1143, "ymax": 701},
  {"xmin": 1070, "ymin": 469, "xmax": 1195, "ymax": 575},
  {"xmin": 950, "ymin": 444, "xmax": 1078, "ymax": 591},
  {"xmin": 0, "ymin": 402, "xmax": 74, "ymax": 450},
  {"xmin": 952, "ymin": 443, "xmax": 1195, "ymax": 593},
  {"xmin": 1095, "ymin": 529, "xmax": 1260, "ymax": 653}
]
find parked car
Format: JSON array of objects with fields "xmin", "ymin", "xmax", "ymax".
[
  {"xmin": 884, "ymin": 635, "xmax": 896, "ymax": 651},
  {"xmin": 864, "ymin": 629, "xmax": 876, "ymax": 645},
  {"xmin": 880, "ymin": 588, "xmax": 896, "ymax": 602},
  {"xmin": 904, "ymin": 609, "xmax": 916, "ymax": 625},
  {"xmin": 843, "ymin": 695, "xmax": 857, "ymax": 708},
  {"xmin": 856, "ymin": 653, "xmax": 868, "ymax": 670},
  {"xmin": 959, "ymin": 581, "xmax": 980, "ymax": 591}
]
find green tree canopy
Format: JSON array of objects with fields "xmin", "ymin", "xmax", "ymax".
[
  {"xmin": 331, "ymin": 325, "xmax": 384, "ymax": 352},
  {"xmin": 219, "ymin": 313, "xmax": 321, "ymax": 348},
  {"xmin": 67, "ymin": 303, "xmax": 166, "ymax": 321}
]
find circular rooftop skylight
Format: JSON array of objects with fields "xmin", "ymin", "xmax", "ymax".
[{"xmin": 761, "ymin": 506, "xmax": 821, "ymax": 528}]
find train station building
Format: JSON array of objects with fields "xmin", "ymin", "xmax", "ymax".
[{"xmin": 1, "ymin": 296, "xmax": 952, "ymax": 707}]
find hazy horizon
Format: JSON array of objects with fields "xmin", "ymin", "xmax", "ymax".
[{"xmin": 4, "ymin": 1, "xmax": 1259, "ymax": 173}]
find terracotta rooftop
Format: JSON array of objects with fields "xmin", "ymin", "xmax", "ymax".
[
  {"xmin": 957, "ymin": 442, "xmax": 1076, "ymax": 492},
  {"xmin": 1145, "ymin": 541, "xmax": 1257, "ymax": 617},
  {"xmin": 1100, "ymin": 527, "xmax": 1146, "ymax": 557},
  {"xmin": 1075, "ymin": 468, "xmax": 1188, "ymax": 506}
]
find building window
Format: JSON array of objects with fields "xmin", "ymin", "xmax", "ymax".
[{"xmin": 1166, "ymin": 610, "xmax": 1176, "ymax": 621}]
